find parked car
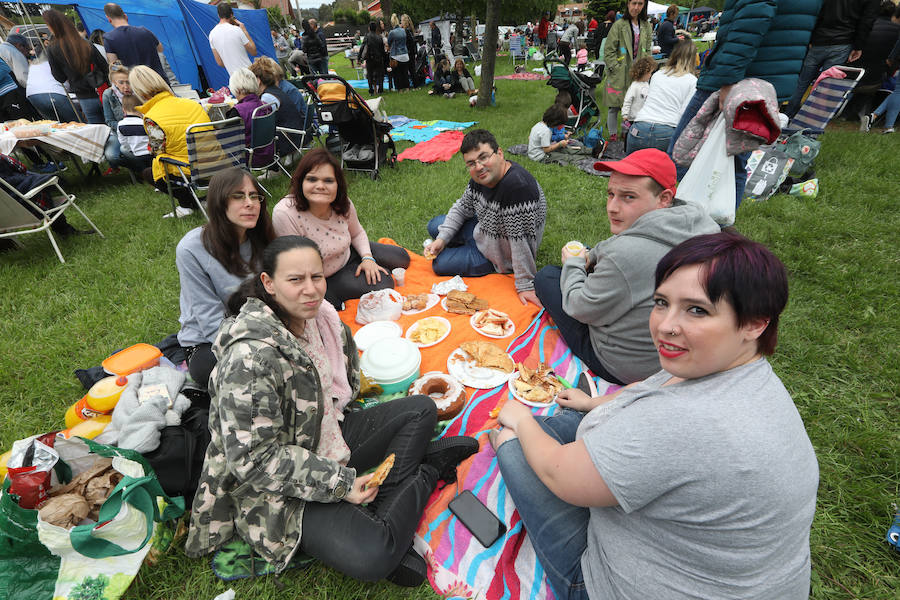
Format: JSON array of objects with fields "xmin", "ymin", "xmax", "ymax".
[{"xmin": 6, "ymin": 24, "xmax": 52, "ymax": 50}]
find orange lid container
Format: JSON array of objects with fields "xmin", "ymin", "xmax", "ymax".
[{"xmin": 102, "ymin": 343, "xmax": 162, "ymax": 376}]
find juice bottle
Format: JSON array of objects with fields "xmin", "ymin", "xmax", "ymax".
[
  {"xmin": 64, "ymin": 376, "xmax": 128, "ymax": 428},
  {"xmin": 60, "ymin": 415, "xmax": 112, "ymax": 440}
]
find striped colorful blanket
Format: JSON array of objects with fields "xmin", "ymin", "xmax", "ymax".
[{"xmin": 414, "ymin": 311, "xmax": 618, "ymax": 600}]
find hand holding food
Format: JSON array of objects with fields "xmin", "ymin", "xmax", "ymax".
[
  {"xmin": 366, "ymin": 453, "xmax": 395, "ymax": 489},
  {"xmin": 347, "ymin": 474, "xmax": 379, "ymax": 504},
  {"xmin": 424, "ymin": 238, "xmax": 444, "ymax": 259}
]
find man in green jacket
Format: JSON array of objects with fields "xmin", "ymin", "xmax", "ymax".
[{"xmin": 667, "ymin": 0, "xmax": 822, "ymax": 209}]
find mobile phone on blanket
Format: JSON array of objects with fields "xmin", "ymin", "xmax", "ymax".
[
  {"xmin": 449, "ymin": 490, "xmax": 506, "ymax": 548},
  {"xmin": 576, "ymin": 372, "xmax": 594, "ymax": 396}
]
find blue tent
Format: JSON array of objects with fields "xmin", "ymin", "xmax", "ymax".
[{"xmin": 17, "ymin": 0, "xmax": 275, "ymax": 91}]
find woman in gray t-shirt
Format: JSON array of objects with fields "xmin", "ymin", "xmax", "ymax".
[{"xmin": 491, "ymin": 232, "xmax": 818, "ymax": 600}]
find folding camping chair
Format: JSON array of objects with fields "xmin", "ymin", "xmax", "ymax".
[
  {"xmin": 246, "ymin": 103, "xmax": 297, "ymax": 189},
  {"xmin": 159, "ymin": 117, "xmax": 246, "ymax": 220},
  {"xmin": 785, "ymin": 66, "xmax": 865, "ymax": 135},
  {"xmin": 509, "ymin": 35, "xmax": 527, "ymax": 67},
  {"xmin": 0, "ymin": 175, "xmax": 103, "ymax": 263}
]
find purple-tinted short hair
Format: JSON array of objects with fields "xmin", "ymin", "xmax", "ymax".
[{"xmin": 655, "ymin": 232, "xmax": 788, "ymax": 355}]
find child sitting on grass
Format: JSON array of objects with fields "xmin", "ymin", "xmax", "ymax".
[
  {"xmin": 622, "ymin": 57, "xmax": 656, "ymax": 133},
  {"xmin": 528, "ymin": 103, "xmax": 591, "ymax": 164},
  {"xmin": 116, "ymin": 94, "xmax": 153, "ymax": 172}
]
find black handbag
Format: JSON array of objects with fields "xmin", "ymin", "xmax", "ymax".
[{"xmin": 141, "ymin": 404, "xmax": 210, "ymax": 507}]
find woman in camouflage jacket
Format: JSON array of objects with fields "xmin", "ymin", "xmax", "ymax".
[{"xmin": 186, "ymin": 235, "xmax": 477, "ymax": 585}]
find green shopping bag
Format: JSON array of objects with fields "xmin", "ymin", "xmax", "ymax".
[{"xmin": 0, "ymin": 436, "xmax": 184, "ymax": 600}]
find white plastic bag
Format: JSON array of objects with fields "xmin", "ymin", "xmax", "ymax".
[
  {"xmin": 675, "ymin": 114, "xmax": 736, "ymax": 226},
  {"xmin": 355, "ymin": 289, "xmax": 403, "ymax": 324},
  {"xmin": 474, "ymin": 65, "xmax": 482, "ymax": 77}
]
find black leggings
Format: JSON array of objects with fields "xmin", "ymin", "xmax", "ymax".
[
  {"xmin": 143, "ymin": 167, "xmax": 194, "ymax": 209},
  {"xmin": 299, "ymin": 395, "xmax": 438, "ymax": 581},
  {"xmin": 187, "ymin": 343, "xmax": 216, "ymax": 389},
  {"xmin": 325, "ymin": 242, "xmax": 410, "ymax": 308}
]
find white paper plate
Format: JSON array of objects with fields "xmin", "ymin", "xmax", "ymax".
[
  {"xmin": 405, "ymin": 316, "xmax": 452, "ymax": 348},
  {"xmin": 469, "ymin": 311, "xmax": 515, "ymax": 338},
  {"xmin": 353, "ymin": 320, "xmax": 402, "ymax": 352},
  {"xmin": 401, "ymin": 293, "xmax": 440, "ymax": 315},
  {"xmin": 507, "ymin": 371, "xmax": 559, "ymax": 407},
  {"xmin": 447, "ymin": 347, "xmax": 513, "ymax": 389}
]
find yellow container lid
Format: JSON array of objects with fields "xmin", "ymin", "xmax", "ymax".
[{"xmin": 102, "ymin": 343, "xmax": 162, "ymax": 376}]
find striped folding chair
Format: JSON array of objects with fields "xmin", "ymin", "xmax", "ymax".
[
  {"xmin": 509, "ymin": 35, "xmax": 527, "ymax": 67},
  {"xmin": 785, "ymin": 66, "xmax": 865, "ymax": 135},
  {"xmin": 159, "ymin": 117, "xmax": 246, "ymax": 220}
]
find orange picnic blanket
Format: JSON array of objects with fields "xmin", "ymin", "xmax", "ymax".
[{"xmin": 338, "ymin": 240, "xmax": 540, "ymax": 377}]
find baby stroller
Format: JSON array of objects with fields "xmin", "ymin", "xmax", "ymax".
[
  {"xmin": 544, "ymin": 56, "xmax": 604, "ymax": 135},
  {"xmin": 413, "ymin": 44, "xmax": 431, "ymax": 88},
  {"xmin": 300, "ymin": 74, "xmax": 396, "ymax": 180}
]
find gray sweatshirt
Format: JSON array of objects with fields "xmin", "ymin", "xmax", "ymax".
[
  {"xmin": 437, "ymin": 161, "xmax": 546, "ymax": 291},
  {"xmin": 560, "ymin": 201, "xmax": 720, "ymax": 383},
  {"xmin": 176, "ymin": 227, "xmax": 252, "ymax": 347}
]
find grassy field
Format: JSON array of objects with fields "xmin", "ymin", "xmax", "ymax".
[{"xmin": 1, "ymin": 54, "xmax": 898, "ymax": 599}]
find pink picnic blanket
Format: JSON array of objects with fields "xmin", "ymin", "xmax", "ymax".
[
  {"xmin": 397, "ymin": 130, "xmax": 465, "ymax": 163},
  {"xmin": 495, "ymin": 72, "xmax": 548, "ymax": 81},
  {"xmin": 414, "ymin": 311, "xmax": 619, "ymax": 600}
]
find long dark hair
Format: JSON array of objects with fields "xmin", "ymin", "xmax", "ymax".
[
  {"xmin": 43, "ymin": 10, "xmax": 93, "ymax": 74},
  {"xmin": 201, "ymin": 168, "xmax": 275, "ymax": 277},
  {"xmin": 288, "ymin": 148, "xmax": 350, "ymax": 217},
  {"xmin": 227, "ymin": 236, "xmax": 324, "ymax": 325}
]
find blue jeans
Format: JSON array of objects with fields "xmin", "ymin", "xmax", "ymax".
[
  {"xmin": 76, "ymin": 96, "xmax": 105, "ymax": 124},
  {"xmin": 784, "ymin": 44, "xmax": 852, "ymax": 118},
  {"xmin": 626, "ymin": 121, "xmax": 675, "ymax": 154},
  {"xmin": 104, "ymin": 133, "xmax": 124, "ymax": 168},
  {"xmin": 495, "ymin": 408, "xmax": 590, "ymax": 600},
  {"xmin": 533, "ymin": 266, "xmax": 626, "ymax": 385},
  {"xmin": 27, "ymin": 93, "xmax": 79, "ymax": 122},
  {"xmin": 427, "ymin": 215, "xmax": 495, "ymax": 277},
  {"xmin": 874, "ymin": 87, "xmax": 900, "ymax": 128},
  {"xmin": 668, "ymin": 89, "xmax": 750, "ymax": 211}
]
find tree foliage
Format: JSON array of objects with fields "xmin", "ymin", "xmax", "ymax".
[
  {"xmin": 318, "ymin": 3, "xmax": 333, "ymax": 23},
  {"xmin": 587, "ymin": 0, "xmax": 623, "ymax": 19},
  {"xmin": 266, "ymin": 6, "xmax": 286, "ymax": 29}
]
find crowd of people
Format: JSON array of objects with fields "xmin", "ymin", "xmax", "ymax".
[{"xmin": 5, "ymin": 0, "xmax": 897, "ymax": 596}]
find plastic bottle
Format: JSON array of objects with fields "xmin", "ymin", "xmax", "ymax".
[
  {"xmin": 64, "ymin": 376, "xmax": 128, "ymax": 428},
  {"xmin": 59, "ymin": 415, "xmax": 112, "ymax": 440}
]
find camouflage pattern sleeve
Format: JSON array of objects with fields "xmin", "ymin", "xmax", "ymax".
[{"xmin": 215, "ymin": 343, "xmax": 356, "ymax": 503}]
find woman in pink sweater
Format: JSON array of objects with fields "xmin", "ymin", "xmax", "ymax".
[{"xmin": 272, "ymin": 148, "xmax": 409, "ymax": 308}]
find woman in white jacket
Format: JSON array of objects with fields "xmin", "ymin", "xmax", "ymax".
[{"xmin": 626, "ymin": 39, "xmax": 697, "ymax": 155}]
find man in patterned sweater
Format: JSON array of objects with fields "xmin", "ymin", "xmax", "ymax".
[{"xmin": 424, "ymin": 129, "xmax": 547, "ymax": 307}]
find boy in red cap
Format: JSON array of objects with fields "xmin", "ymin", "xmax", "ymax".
[{"xmin": 534, "ymin": 148, "xmax": 719, "ymax": 385}]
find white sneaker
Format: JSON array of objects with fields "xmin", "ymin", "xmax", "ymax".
[
  {"xmin": 163, "ymin": 206, "xmax": 194, "ymax": 218},
  {"xmin": 883, "ymin": 127, "xmax": 895, "ymax": 134}
]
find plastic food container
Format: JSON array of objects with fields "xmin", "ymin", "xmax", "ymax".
[
  {"xmin": 102, "ymin": 343, "xmax": 162, "ymax": 376},
  {"xmin": 360, "ymin": 338, "xmax": 421, "ymax": 395}
]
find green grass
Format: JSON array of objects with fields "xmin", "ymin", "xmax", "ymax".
[{"xmin": 1, "ymin": 55, "xmax": 898, "ymax": 599}]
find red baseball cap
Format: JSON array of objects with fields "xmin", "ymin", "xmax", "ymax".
[{"xmin": 594, "ymin": 148, "xmax": 677, "ymax": 192}]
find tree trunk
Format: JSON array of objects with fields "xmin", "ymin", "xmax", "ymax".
[
  {"xmin": 381, "ymin": 0, "xmax": 392, "ymax": 22},
  {"xmin": 476, "ymin": 0, "xmax": 500, "ymax": 107}
]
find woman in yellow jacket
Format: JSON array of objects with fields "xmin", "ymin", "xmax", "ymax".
[
  {"xmin": 130, "ymin": 66, "xmax": 211, "ymax": 218},
  {"xmin": 603, "ymin": 0, "xmax": 652, "ymax": 141}
]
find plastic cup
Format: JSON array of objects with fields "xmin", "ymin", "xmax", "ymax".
[
  {"xmin": 565, "ymin": 240, "xmax": 585, "ymax": 256},
  {"xmin": 392, "ymin": 267, "xmax": 406, "ymax": 286}
]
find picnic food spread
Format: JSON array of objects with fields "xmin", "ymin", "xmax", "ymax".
[
  {"xmin": 445, "ymin": 289, "xmax": 489, "ymax": 315},
  {"xmin": 366, "ymin": 453, "xmax": 395, "ymax": 489},
  {"xmin": 403, "ymin": 293, "xmax": 431, "ymax": 311},
  {"xmin": 471, "ymin": 309, "xmax": 514, "ymax": 337},
  {"xmin": 408, "ymin": 317, "xmax": 450, "ymax": 346},
  {"xmin": 511, "ymin": 362, "xmax": 562, "ymax": 404},
  {"xmin": 409, "ymin": 372, "xmax": 467, "ymax": 420},
  {"xmin": 459, "ymin": 341, "xmax": 515, "ymax": 373}
]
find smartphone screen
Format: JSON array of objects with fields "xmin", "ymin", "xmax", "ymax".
[{"xmin": 449, "ymin": 490, "xmax": 506, "ymax": 547}]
